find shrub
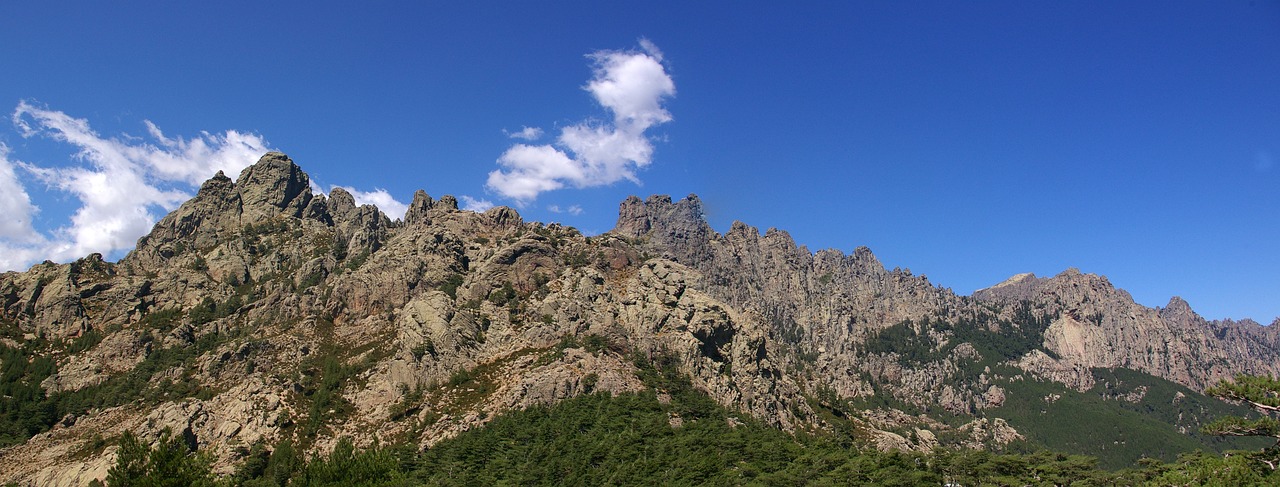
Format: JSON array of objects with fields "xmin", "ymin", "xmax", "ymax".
[{"xmin": 106, "ymin": 429, "xmax": 214, "ymax": 487}]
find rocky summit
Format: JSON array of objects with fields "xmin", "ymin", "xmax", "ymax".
[{"xmin": 1, "ymin": 152, "xmax": 1277, "ymax": 484}]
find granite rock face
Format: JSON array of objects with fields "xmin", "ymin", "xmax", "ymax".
[
  {"xmin": 1, "ymin": 152, "xmax": 1277, "ymax": 484},
  {"xmin": 974, "ymin": 270, "xmax": 1280, "ymax": 390}
]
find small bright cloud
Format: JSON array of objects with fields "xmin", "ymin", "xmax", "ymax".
[
  {"xmin": 332, "ymin": 185, "xmax": 409, "ymax": 220},
  {"xmin": 506, "ymin": 126, "xmax": 544, "ymax": 141},
  {"xmin": 547, "ymin": 204, "xmax": 584, "ymax": 216},
  {"xmin": 486, "ymin": 39, "xmax": 675, "ymax": 205},
  {"xmin": 459, "ymin": 195, "xmax": 495, "ymax": 212}
]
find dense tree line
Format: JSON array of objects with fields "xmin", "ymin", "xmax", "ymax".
[{"xmin": 96, "ymin": 367, "xmax": 1280, "ymax": 486}]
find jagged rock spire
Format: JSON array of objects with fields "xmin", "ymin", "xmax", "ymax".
[{"xmin": 235, "ymin": 152, "xmax": 314, "ymax": 223}]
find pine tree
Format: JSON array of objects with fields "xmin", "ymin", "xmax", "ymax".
[
  {"xmin": 105, "ymin": 429, "xmax": 214, "ymax": 487},
  {"xmin": 1203, "ymin": 374, "xmax": 1280, "ymax": 469}
]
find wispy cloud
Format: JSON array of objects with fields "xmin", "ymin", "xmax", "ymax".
[
  {"xmin": 547, "ymin": 204, "xmax": 584, "ymax": 216},
  {"xmin": 505, "ymin": 126, "xmax": 544, "ymax": 141},
  {"xmin": 486, "ymin": 40, "xmax": 675, "ymax": 205},
  {"xmin": 0, "ymin": 144, "xmax": 40, "ymax": 245},
  {"xmin": 0, "ymin": 144, "xmax": 49, "ymax": 270},
  {"xmin": 332, "ymin": 185, "xmax": 409, "ymax": 220},
  {"xmin": 459, "ymin": 195, "xmax": 495, "ymax": 212},
  {"xmin": 1, "ymin": 101, "xmax": 271, "ymax": 270}
]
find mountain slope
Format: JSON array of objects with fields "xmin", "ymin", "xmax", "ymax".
[{"xmin": 0, "ymin": 152, "xmax": 1274, "ymax": 484}]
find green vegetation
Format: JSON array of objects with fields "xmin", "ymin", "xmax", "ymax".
[
  {"xmin": 864, "ymin": 302, "xmax": 1058, "ymax": 367},
  {"xmin": 0, "ymin": 305, "xmax": 238, "ymax": 448},
  {"xmin": 0, "ymin": 343, "xmax": 58, "ymax": 447},
  {"xmin": 67, "ymin": 329, "xmax": 105, "ymax": 354},
  {"xmin": 295, "ymin": 437, "xmax": 409, "ymax": 486},
  {"xmin": 83, "ymin": 352, "xmax": 1280, "ymax": 485},
  {"xmin": 387, "ymin": 386, "xmax": 424, "ymax": 422},
  {"xmin": 101, "ymin": 351, "xmax": 1276, "ymax": 486},
  {"xmin": 189, "ymin": 295, "xmax": 244, "ymax": 326},
  {"xmin": 343, "ymin": 249, "xmax": 371, "ymax": 272},
  {"xmin": 993, "ymin": 368, "xmax": 1270, "ymax": 469},
  {"xmin": 137, "ymin": 307, "xmax": 184, "ymax": 330},
  {"xmin": 409, "ymin": 340, "xmax": 435, "ymax": 361},
  {"xmin": 1202, "ymin": 374, "xmax": 1280, "ymax": 468},
  {"xmin": 106, "ymin": 429, "xmax": 215, "ymax": 487},
  {"xmin": 438, "ymin": 274, "xmax": 464, "ymax": 300},
  {"xmin": 116, "ymin": 434, "xmax": 410, "ymax": 487},
  {"xmin": 817, "ymin": 271, "xmax": 833, "ymax": 285},
  {"xmin": 487, "ymin": 283, "xmax": 517, "ymax": 308},
  {"xmin": 562, "ymin": 249, "xmax": 590, "ymax": 268},
  {"xmin": 232, "ymin": 439, "xmax": 304, "ymax": 487},
  {"xmin": 446, "ymin": 367, "xmax": 474, "ymax": 388},
  {"xmin": 863, "ymin": 320, "xmax": 940, "ymax": 365},
  {"xmin": 298, "ymin": 354, "xmax": 359, "ymax": 440},
  {"xmin": 852, "ymin": 307, "xmax": 1269, "ymax": 470}
]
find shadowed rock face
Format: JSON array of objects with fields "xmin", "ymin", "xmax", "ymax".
[
  {"xmin": 1, "ymin": 151, "xmax": 1277, "ymax": 484},
  {"xmin": 234, "ymin": 152, "xmax": 313, "ymax": 223}
]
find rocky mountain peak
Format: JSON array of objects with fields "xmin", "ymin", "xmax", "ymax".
[
  {"xmin": 326, "ymin": 187, "xmax": 359, "ymax": 223},
  {"xmin": 437, "ymin": 195, "xmax": 459, "ymax": 211},
  {"xmin": 1163, "ymin": 296, "xmax": 1194, "ymax": 315},
  {"xmin": 203, "ymin": 170, "xmax": 232, "ymax": 189},
  {"xmin": 615, "ymin": 194, "xmax": 706, "ymax": 237},
  {"xmin": 404, "ymin": 190, "xmax": 434, "ymax": 226},
  {"xmin": 972, "ymin": 272, "xmax": 1041, "ymax": 301},
  {"xmin": 1049, "ymin": 269, "xmax": 1133, "ymax": 303},
  {"xmin": 235, "ymin": 152, "xmax": 313, "ymax": 223},
  {"xmin": 1157, "ymin": 296, "xmax": 1206, "ymax": 330},
  {"xmin": 974, "ymin": 268, "xmax": 1132, "ymax": 307},
  {"xmin": 850, "ymin": 245, "xmax": 881, "ymax": 268},
  {"xmin": 614, "ymin": 194, "xmax": 713, "ymax": 265}
]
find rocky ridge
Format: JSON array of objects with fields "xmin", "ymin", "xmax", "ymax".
[{"xmin": 0, "ymin": 153, "xmax": 1275, "ymax": 485}]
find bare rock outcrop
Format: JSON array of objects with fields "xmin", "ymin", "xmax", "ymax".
[{"xmin": 234, "ymin": 152, "xmax": 314, "ymax": 224}]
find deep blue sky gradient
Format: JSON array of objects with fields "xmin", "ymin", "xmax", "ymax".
[{"xmin": 2, "ymin": 1, "xmax": 1277, "ymax": 321}]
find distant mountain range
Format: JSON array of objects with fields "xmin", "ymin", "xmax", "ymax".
[{"xmin": 1, "ymin": 152, "xmax": 1276, "ymax": 484}]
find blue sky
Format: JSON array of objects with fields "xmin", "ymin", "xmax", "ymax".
[{"xmin": 1, "ymin": 2, "xmax": 1277, "ymax": 322}]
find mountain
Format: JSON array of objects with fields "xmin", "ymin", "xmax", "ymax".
[{"xmin": 0, "ymin": 152, "xmax": 1276, "ymax": 484}]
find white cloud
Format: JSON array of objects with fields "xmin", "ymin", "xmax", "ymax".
[
  {"xmin": 0, "ymin": 144, "xmax": 41, "ymax": 244},
  {"xmin": 141, "ymin": 120, "xmax": 275, "ymax": 185},
  {"xmin": 547, "ymin": 204, "xmax": 584, "ymax": 216},
  {"xmin": 1, "ymin": 101, "xmax": 271, "ymax": 270},
  {"xmin": 332, "ymin": 185, "xmax": 409, "ymax": 220},
  {"xmin": 486, "ymin": 40, "xmax": 675, "ymax": 205},
  {"xmin": 506, "ymin": 126, "xmax": 544, "ymax": 141},
  {"xmin": 459, "ymin": 195, "xmax": 495, "ymax": 213},
  {"xmin": 0, "ymin": 144, "xmax": 50, "ymax": 271},
  {"xmin": 638, "ymin": 38, "xmax": 664, "ymax": 62}
]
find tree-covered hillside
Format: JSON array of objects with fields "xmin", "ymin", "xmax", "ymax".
[{"xmin": 104, "ymin": 357, "xmax": 1280, "ymax": 486}]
